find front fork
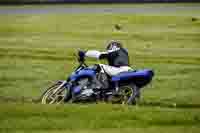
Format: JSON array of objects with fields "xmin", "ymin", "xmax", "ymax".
[
  {"xmin": 63, "ymin": 81, "xmax": 73, "ymax": 102},
  {"xmin": 53, "ymin": 80, "xmax": 67, "ymax": 94}
]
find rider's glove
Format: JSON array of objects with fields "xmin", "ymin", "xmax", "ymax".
[{"xmin": 78, "ymin": 50, "xmax": 85, "ymax": 62}]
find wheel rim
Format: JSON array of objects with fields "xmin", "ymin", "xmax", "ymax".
[
  {"xmin": 119, "ymin": 86, "xmax": 134, "ymax": 104},
  {"xmin": 41, "ymin": 83, "xmax": 67, "ymax": 104}
]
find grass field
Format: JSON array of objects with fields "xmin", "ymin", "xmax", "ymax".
[{"xmin": 0, "ymin": 4, "xmax": 200, "ymax": 133}]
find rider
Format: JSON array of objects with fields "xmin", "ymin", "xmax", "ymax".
[
  {"xmin": 80, "ymin": 40, "xmax": 132, "ymax": 76},
  {"xmin": 78, "ymin": 40, "xmax": 133, "ymax": 91}
]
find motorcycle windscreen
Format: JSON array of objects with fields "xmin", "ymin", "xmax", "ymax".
[{"xmin": 111, "ymin": 69, "xmax": 154, "ymax": 88}]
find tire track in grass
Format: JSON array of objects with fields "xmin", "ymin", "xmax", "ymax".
[
  {"xmin": 134, "ymin": 55, "xmax": 200, "ymax": 65},
  {"xmin": 0, "ymin": 95, "xmax": 200, "ymax": 109},
  {"xmin": 0, "ymin": 104, "xmax": 199, "ymax": 132},
  {"xmin": 0, "ymin": 52, "xmax": 200, "ymax": 65},
  {"xmin": 0, "ymin": 53, "xmax": 71, "ymax": 61}
]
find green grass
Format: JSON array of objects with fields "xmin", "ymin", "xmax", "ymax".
[
  {"xmin": 0, "ymin": 104, "xmax": 200, "ymax": 133},
  {"xmin": 0, "ymin": 4, "xmax": 200, "ymax": 133}
]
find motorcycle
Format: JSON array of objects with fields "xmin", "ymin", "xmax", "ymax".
[{"xmin": 40, "ymin": 51, "xmax": 154, "ymax": 105}]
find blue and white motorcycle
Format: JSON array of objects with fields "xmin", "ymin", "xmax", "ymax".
[{"xmin": 41, "ymin": 51, "xmax": 154, "ymax": 105}]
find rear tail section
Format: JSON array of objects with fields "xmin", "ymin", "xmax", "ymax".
[{"xmin": 112, "ymin": 69, "xmax": 154, "ymax": 88}]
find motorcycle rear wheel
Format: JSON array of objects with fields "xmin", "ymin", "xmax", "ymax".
[
  {"xmin": 41, "ymin": 81, "xmax": 67, "ymax": 104},
  {"xmin": 110, "ymin": 84, "xmax": 138, "ymax": 105},
  {"xmin": 120, "ymin": 85, "xmax": 136, "ymax": 105}
]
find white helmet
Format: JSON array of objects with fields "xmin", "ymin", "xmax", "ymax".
[{"xmin": 106, "ymin": 40, "xmax": 122, "ymax": 51}]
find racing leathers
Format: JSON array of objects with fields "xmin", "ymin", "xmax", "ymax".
[{"xmin": 85, "ymin": 47, "xmax": 132, "ymax": 76}]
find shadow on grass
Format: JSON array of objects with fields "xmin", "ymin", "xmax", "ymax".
[
  {"xmin": 139, "ymin": 101, "xmax": 200, "ymax": 109},
  {"xmin": 0, "ymin": 96, "xmax": 40, "ymax": 103},
  {"xmin": 1, "ymin": 95, "xmax": 200, "ymax": 109}
]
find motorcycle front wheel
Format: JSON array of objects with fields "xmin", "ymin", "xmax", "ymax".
[{"xmin": 40, "ymin": 81, "xmax": 68, "ymax": 104}]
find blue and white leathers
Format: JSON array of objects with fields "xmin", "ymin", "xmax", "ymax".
[{"xmin": 85, "ymin": 49, "xmax": 131, "ymax": 76}]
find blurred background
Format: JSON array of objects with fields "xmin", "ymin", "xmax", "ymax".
[{"xmin": 0, "ymin": 0, "xmax": 199, "ymax": 4}]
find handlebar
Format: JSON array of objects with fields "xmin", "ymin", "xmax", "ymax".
[{"xmin": 75, "ymin": 50, "xmax": 88, "ymax": 67}]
